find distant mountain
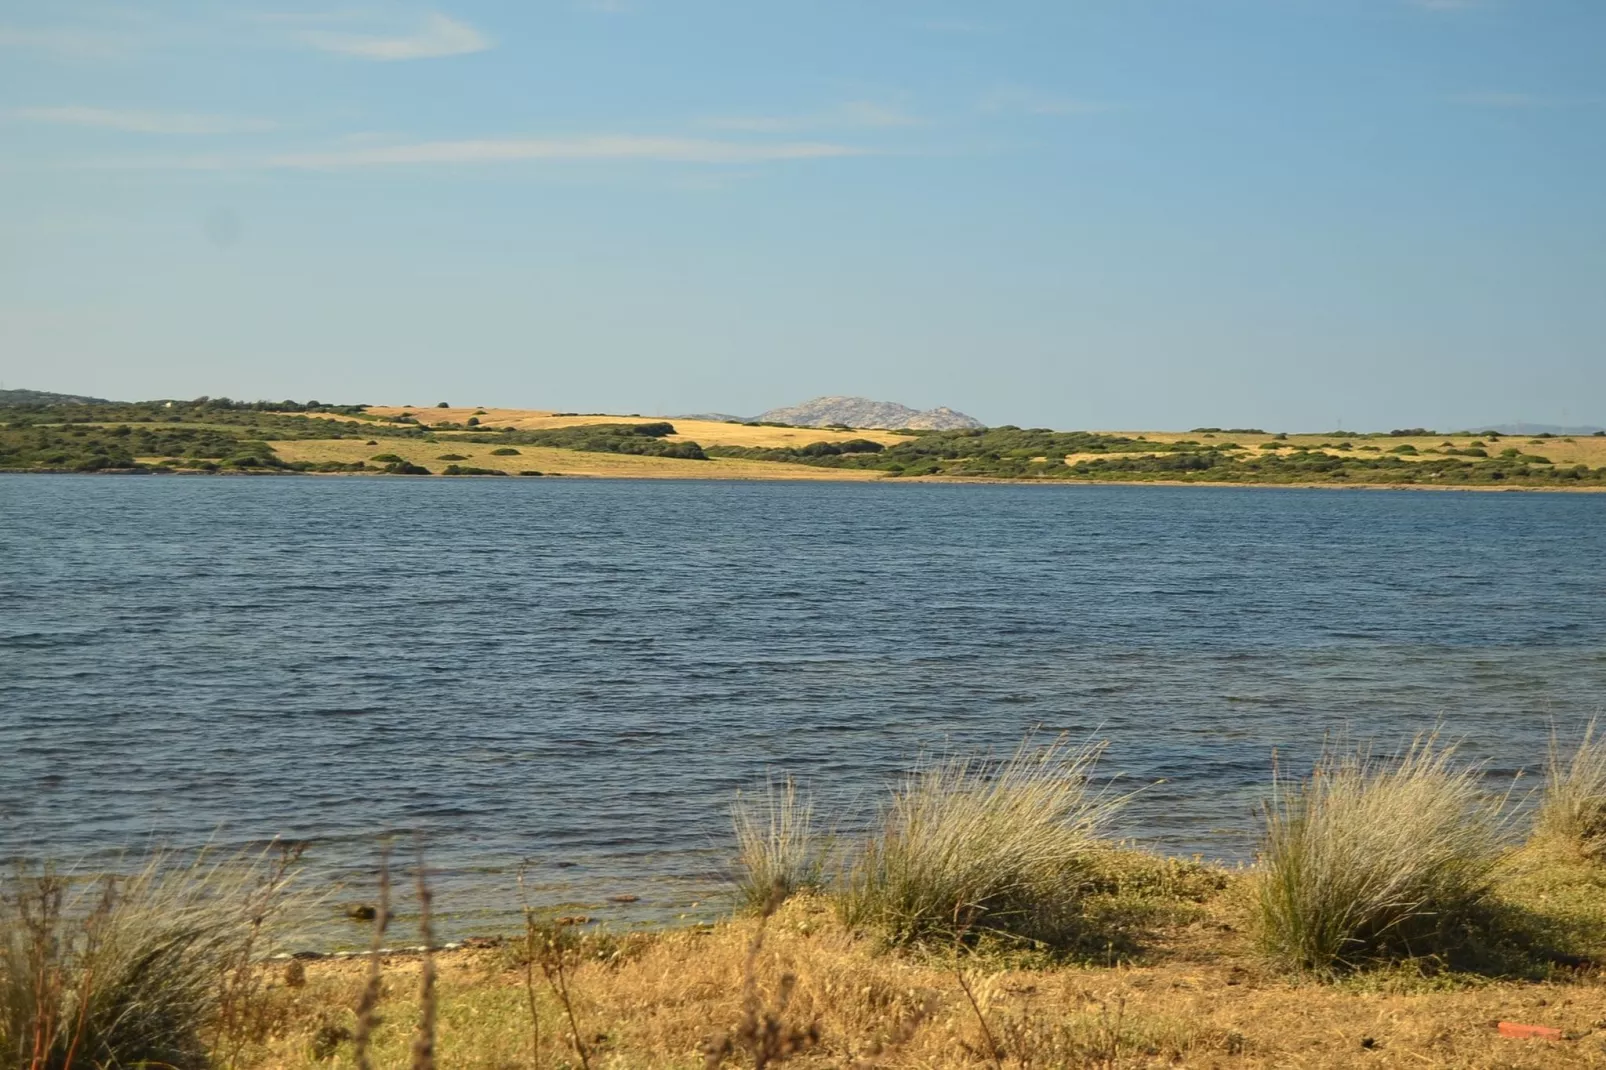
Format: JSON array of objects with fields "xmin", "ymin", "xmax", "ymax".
[
  {"xmin": 0, "ymin": 388, "xmax": 114, "ymax": 406},
  {"xmin": 1473, "ymin": 422, "xmax": 1605, "ymax": 436},
  {"xmin": 671, "ymin": 412, "xmax": 750, "ymax": 424},
  {"xmin": 753, "ymin": 396, "xmax": 985, "ymax": 431}
]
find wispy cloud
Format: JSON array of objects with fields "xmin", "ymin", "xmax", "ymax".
[
  {"xmin": 979, "ymin": 87, "xmax": 1113, "ymax": 116},
  {"xmin": 701, "ymin": 101, "xmax": 924, "ymax": 133},
  {"xmin": 270, "ymin": 136, "xmax": 863, "ymax": 168},
  {"xmin": 13, "ymin": 106, "xmax": 278, "ymax": 135},
  {"xmin": 0, "ymin": 23, "xmax": 141, "ymax": 57},
  {"xmin": 112, "ymin": 135, "xmax": 868, "ymax": 171},
  {"xmin": 302, "ymin": 12, "xmax": 491, "ymax": 60}
]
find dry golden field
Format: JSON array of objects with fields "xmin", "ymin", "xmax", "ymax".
[
  {"xmin": 241, "ymin": 845, "xmax": 1606, "ymax": 1069},
  {"xmin": 1119, "ymin": 430, "xmax": 1606, "ymax": 469},
  {"xmin": 251, "ymin": 408, "xmax": 1606, "ymax": 485},
  {"xmin": 257, "ymin": 437, "xmax": 886, "ymax": 481},
  {"xmin": 346, "ymin": 407, "xmax": 908, "ymax": 450}
]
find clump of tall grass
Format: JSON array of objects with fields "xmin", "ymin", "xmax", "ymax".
[
  {"xmin": 1256, "ymin": 735, "xmax": 1512, "ymax": 974},
  {"xmin": 731, "ymin": 776, "xmax": 826, "ymax": 910},
  {"xmin": 0, "ymin": 846, "xmax": 301, "ymax": 1070},
  {"xmin": 1534, "ymin": 718, "xmax": 1606, "ymax": 859},
  {"xmin": 838, "ymin": 735, "xmax": 1123, "ymax": 947}
]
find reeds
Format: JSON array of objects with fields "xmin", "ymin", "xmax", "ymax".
[
  {"xmin": 838, "ymin": 735, "xmax": 1123, "ymax": 946},
  {"xmin": 731, "ymin": 776, "xmax": 826, "ymax": 911},
  {"xmin": 1256, "ymin": 734, "xmax": 1511, "ymax": 973},
  {"xmin": 0, "ymin": 846, "xmax": 301, "ymax": 1070},
  {"xmin": 1534, "ymin": 718, "xmax": 1606, "ymax": 859}
]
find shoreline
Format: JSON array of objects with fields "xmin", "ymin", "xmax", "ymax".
[{"xmin": 8, "ymin": 466, "xmax": 1606, "ymax": 493}]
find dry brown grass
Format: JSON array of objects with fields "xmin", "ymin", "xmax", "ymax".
[
  {"xmin": 340, "ymin": 408, "xmax": 906, "ymax": 450},
  {"xmin": 238, "ymin": 851, "xmax": 1606, "ymax": 1069},
  {"xmin": 225, "ymin": 438, "xmax": 887, "ymax": 481}
]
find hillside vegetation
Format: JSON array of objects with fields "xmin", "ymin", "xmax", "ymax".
[
  {"xmin": 5, "ymin": 397, "xmax": 1606, "ymax": 486},
  {"xmin": 709, "ymin": 426, "xmax": 1606, "ymax": 487}
]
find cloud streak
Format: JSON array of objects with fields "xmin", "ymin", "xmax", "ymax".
[
  {"xmin": 268, "ymin": 136, "xmax": 864, "ymax": 168},
  {"xmin": 0, "ymin": 23, "xmax": 140, "ymax": 57},
  {"xmin": 105, "ymin": 135, "xmax": 869, "ymax": 171},
  {"xmin": 701, "ymin": 101, "xmax": 924, "ymax": 133},
  {"xmin": 303, "ymin": 12, "xmax": 490, "ymax": 60},
  {"xmin": 13, "ymin": 106, "xmax": 278, "ymax": 135}
]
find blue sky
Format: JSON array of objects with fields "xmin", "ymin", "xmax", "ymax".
[{"xmin": 2, "ymin": 0, "xmax": 1601, "ymax": 430}]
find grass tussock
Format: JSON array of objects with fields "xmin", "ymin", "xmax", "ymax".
[
  {"xmin": 1256, "ymin": 735, "xmax": 1511, "ymax": 974},
  {"xmin": 1535, "ymin": 718, "xmax": 1606, "ymax": 859},
  {"xmin": 838, "ymin": 735, "xmax": 1124, "ymax": 948},
  {"xmin": 731, "ymin": 776, "xmax": 827, "ymax": 911},
  {"xmin": 0, "ymin": 846, "xmax": 302, "ymax": 1070}
]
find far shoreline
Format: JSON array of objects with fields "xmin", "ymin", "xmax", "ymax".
[{"xmin": 8, "ymin": 467, "xmax": 1606, "ymax": 494}]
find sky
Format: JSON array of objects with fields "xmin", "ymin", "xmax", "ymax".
[{"xmin": 1, "ymin": 1, "xmax": 1602, "ymax": 431}]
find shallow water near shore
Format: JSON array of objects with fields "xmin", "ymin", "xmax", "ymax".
[{"xmin": 3, "ymin": 474, "xmax": 1604, "ymax": 941}]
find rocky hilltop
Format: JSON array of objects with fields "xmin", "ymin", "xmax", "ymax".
[
  {"xmin": 753, "ymin": 396, "xmax": 984, "ymax": 430},
  {"xmin": 0, "ymin": 388, "xmax": 114, "ymax": 406}
]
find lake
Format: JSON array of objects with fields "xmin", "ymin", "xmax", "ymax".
[{"xmin": 3, "ymin": 474, "xmax": 1603, "ymax": 940}]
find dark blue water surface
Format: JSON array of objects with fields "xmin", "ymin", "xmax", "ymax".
[{"xmin": 3, "ymin": 475, "xmax": 1604, "ymax": 937}]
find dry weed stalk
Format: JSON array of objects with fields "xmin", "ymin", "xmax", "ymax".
[
  {"xmin": 409, "ymin": 852, "xmax": 437, "ymax": 1070},
  {"xmin": 519, "ymin": 887, "xmax": 592, "ymax": 1070},
  {"xmin": 352, "ymin": 846, "xmax": 391, "ymax": 1070},
  {"xmin": 516, "ymin": 869, "xmax": 542, "ymax": 1070},
  {"xmin": 702, "ymin": 883, "xmax": 820, "ymax": 1070},
  {"xmin": 211, "ymin": 842, "xmax": 306, "ymax": 1069},
  {"xmin": 953, "ymin": 964, "xmax": 1003, "ymax": 1070}
]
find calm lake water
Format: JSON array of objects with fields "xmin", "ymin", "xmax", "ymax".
[{"xmin": 3, "ymin": 474, "xmax": 1604, "ymax": 940}]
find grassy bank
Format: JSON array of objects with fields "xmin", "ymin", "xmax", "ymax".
[{"xmin": 6, "ymin": 729, "xmax": 1606, "ymax": 1068}]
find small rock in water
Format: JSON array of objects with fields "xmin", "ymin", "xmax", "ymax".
[
  {"xmin": 345, "ymin": 903, "xmax": 378, "ymax": 921},
  {"xmin": 608, "ymin": 894, "xmax": 640, "ymax": 903},
  {"xmin": 556, "ymin": 915, "xmax": 592, "ymax": 926}
]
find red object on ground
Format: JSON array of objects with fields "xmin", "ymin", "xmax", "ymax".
[{"xmin": 1497, "ymin": 1022, "xmax": 1563, "ymax": 1040}]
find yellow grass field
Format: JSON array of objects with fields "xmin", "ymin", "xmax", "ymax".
[
  {"xmin": 334, "ymin": 407, "xmax": 908, "ymax": 450},
  {"xmin": 1118, "ymin": 430, "xmax": 1606, "ymax": 469},
  {"xmin": 243, "ymin": 408, "xmax": 1606, "ymax": 485},
  {"xmin": 244, "ymin": 846, "xmax": 1606, "ymax": 1069},
  {"xmin": 256, "ymin": 437, "xmax": 887, "ymax": 481}
]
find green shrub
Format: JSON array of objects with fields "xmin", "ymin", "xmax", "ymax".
[
  {"xmin": 1256, "ymin": 735, "xmax": 1510, "ymax": 973},
  {"xmin": 731, "ymin": 776, "xmax": 827, "ymax": 910},
  {"xmin": 838, "ymin": 736, "xmax": 1123, "ymax": 946},
  {"xmin": 384, "ymin": 461, "xmax": 430, "ymax": 475},
  {"xmin": 436, "ymin": 453, "xmax": 468, "ymax": 461},
  {"xmin": 441, "ymin": 464, "xmax": 505, "ymax": 476},
  {"xmin": 490, "ymin": 447, "xmax": 520, "ymax": 456},
  {"xmin": 1535, "ymin": 720, "xmax": 1606, "ymax": 859},
  {"xmin": 370, "ymin": 453, "xmax": 404, "ymax": 463}
]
